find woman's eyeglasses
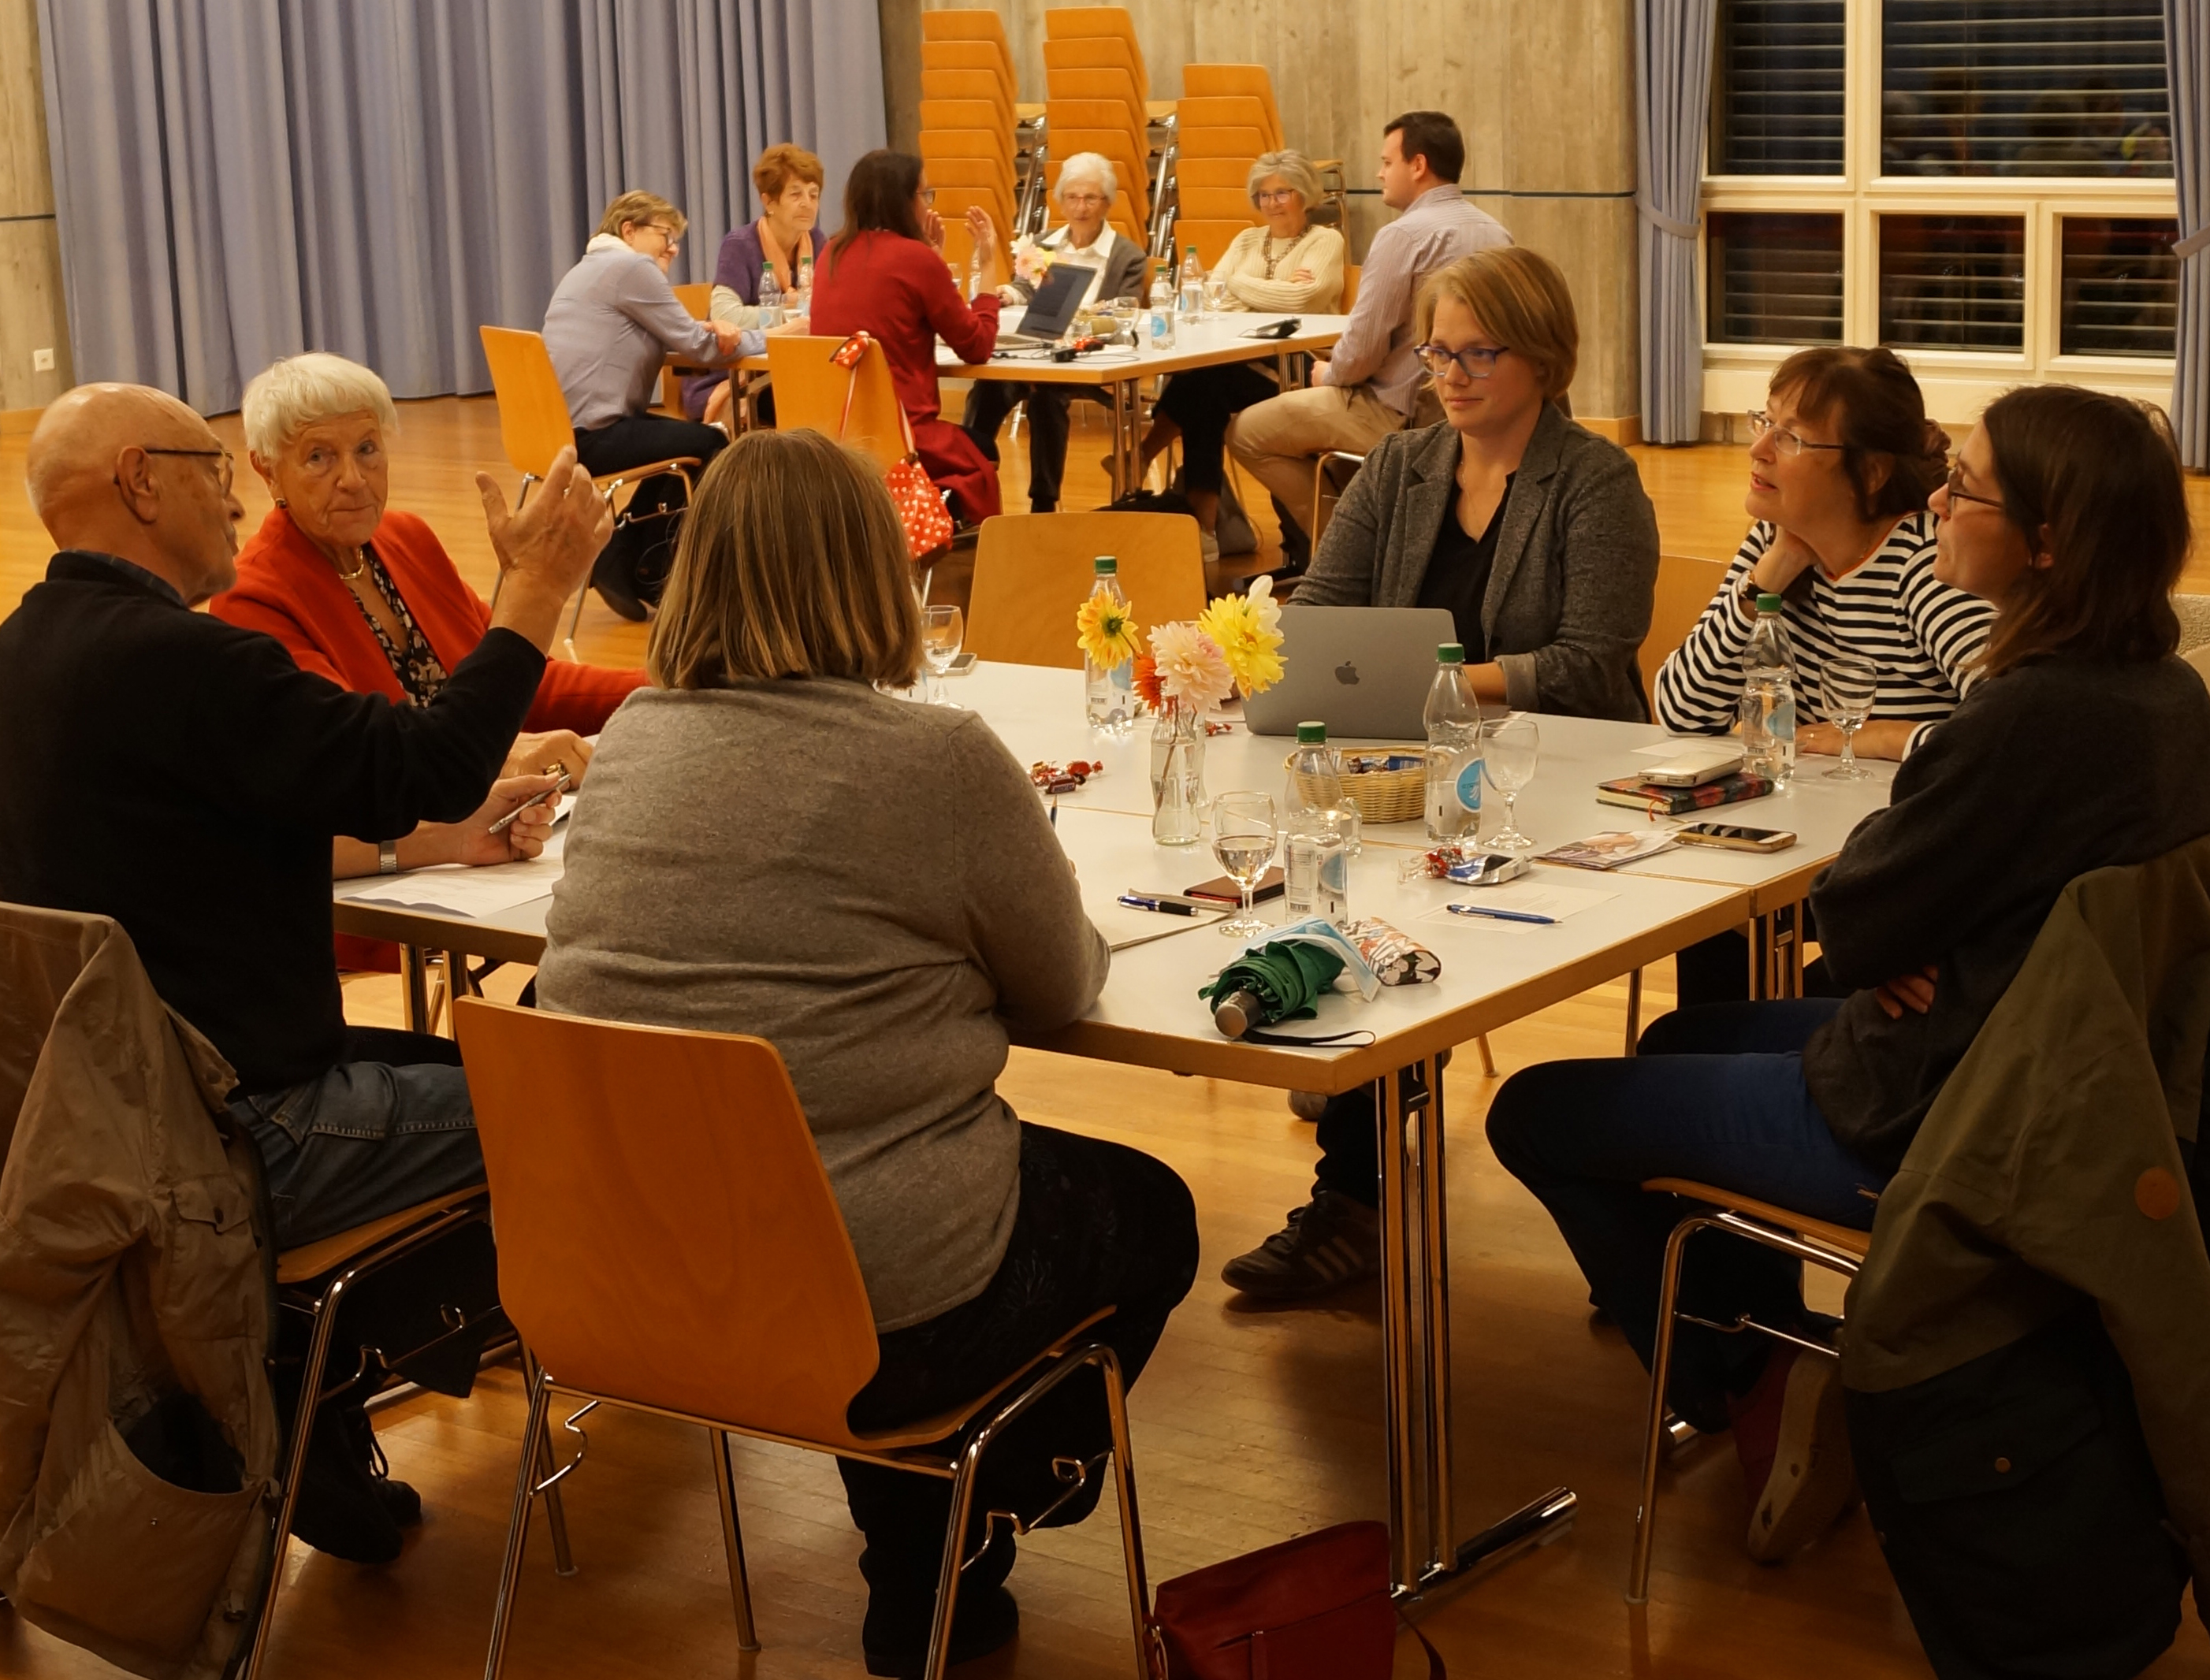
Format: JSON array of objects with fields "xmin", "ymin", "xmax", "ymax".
[
  {"xmin": 918, "ymin": 187, "xmax": 938, "ymax": 206},
  {"xmin": 1254, "ymin": 188, "xmax": 1300, "ymax": 206},
  {"xmin": 1942, "ymin": 463, "xmax": 2004, "ymax": 511},
  {"xmin": 1414, "ymin": 343, "xmax": 1510, "ymax": 380},
  {"xmin": 1745, "ymin": 410, "xmax": 1846, "ymax": 457}
]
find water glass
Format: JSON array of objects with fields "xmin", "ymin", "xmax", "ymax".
[
  {"xmin": 1201, "ymin": 273, "xmax": 1230, "ymax": 314},
  {"xmin": 1211, "ymin": 792, "xmax": 1279, "ymax": 938},
  {"xmin": 1482, "ymin": 715, "xmax": 1540, "ymax": 851},
  {"xmin": 921, "ymin": 605, "xmax": 964, "ymax": 707},
  {"xmin": 1821, "ymin": 652, "xmax": 1879, "ymax": 780}
]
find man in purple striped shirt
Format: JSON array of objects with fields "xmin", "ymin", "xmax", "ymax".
[{"xmin": 1227, "ymin": 111, "xmax": 1512, "ymax": 574}]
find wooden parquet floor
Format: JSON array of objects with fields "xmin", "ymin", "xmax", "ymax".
[{"xmin": 2, "ymin": 397, "xmax": 2207, "ymax": 1679}]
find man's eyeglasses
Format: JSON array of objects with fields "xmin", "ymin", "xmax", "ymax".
[
  {"xmin": 128, "ymin": 446, "xmax": 235, "ymax": 494},
  {"xmin": 1745, "ymin": 410, "xmax": 1846, "ymax": 457},
  {"xmin": 1414, "ymin": 342, "xmax": 1510, "ymax": 381},
  {"xmin": 1942, "ymin": 463, "xmax": 2004, "ymax": 511}
]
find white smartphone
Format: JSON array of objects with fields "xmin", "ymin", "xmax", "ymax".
[{"xmin": 1642, "ymin": 752, "xmax": 1744, "ymax": 787}]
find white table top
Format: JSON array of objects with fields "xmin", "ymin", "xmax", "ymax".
[{"xmin": 736, "ymin": 313, "xmax": 1349, "ymax": 386}]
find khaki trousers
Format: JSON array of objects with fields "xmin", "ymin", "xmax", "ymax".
[{"xmin": 1224, "ymin": 383, "xmax": 1407, "ymax": 539}]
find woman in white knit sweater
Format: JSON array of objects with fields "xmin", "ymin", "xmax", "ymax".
[{"xmin": 1140, "ymin": 151, "xmax": 1345, "ymax": 549}]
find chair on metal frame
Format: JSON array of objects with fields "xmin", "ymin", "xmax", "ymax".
[
  {"xmin": 1623, "ymin": 1179, "xmax": 1870, "ymax": 1604},
  {"xmin": 478, "ymin": 325, "xmax": 701, "ymax": 656},
  {"xmin": 454, "ymin": 998, "xmax": 1155, "ymax": 1680},
  {"xmin": 967, "ymin": 511, "xmax": 1207, "ymax": 668}
]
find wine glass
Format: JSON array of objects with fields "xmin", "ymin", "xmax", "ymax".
[
  {"xmin": 1211, "ymin": 791, "xmax": 1279, "ymax": 938},
  {"xmin": 1482, "ymin": 715, "xmax": 1541, "ymax": 852},
  {"xmin": 921, "ymin": 605, "xmax": 964, "ymax": 707},
  {"xmin": 1201, "ymin": 273, "xmax": 1230, "ymax": 315},
  {"xmin": 1821, "ymin": 652, "xmax": 1879, "ymax": 780}
]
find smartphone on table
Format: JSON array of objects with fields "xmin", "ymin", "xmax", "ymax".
[
  {"xmin": 1674, "ymin": 822, "xmax": 1795, "ymax": 853},
  {"xmin": 1185, "ymin": 867, "xmax": 1285, "ymax": 904}
]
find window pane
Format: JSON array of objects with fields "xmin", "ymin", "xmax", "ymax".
[
  {"xmin": 1707, "ymin": 213, "xmax": 1846, "ymax": 345},
  {"xmin": 1881, "ymin": 1, "xmax": 2174, "ymax": 178},
  {"xmin": 1878, "ymin": 214, "xmax": 2025, "ymax": 351},
  {"xmin": 2059, "ymin": 217, "xmax": 2181, "ymax": 357},
  {"xmin": 1710, "ymin": 0, "xmax": 1846, "ymax": 175}
]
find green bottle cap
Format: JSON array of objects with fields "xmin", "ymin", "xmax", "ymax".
[
  {"xmin": 1297, "ymin": 721, "xmax": 1328, "ymax": 744},
  {"xmin": 1756, "ymin": 593, "xmax": 1784, "ymax": 613},
  {"xmin": 1093, "ymin": 556, "xmax": 1118, "ymax": 575},
  {"xmin": 1437, "ymin": 642, "xmax": 1466, "ymax": 663}
]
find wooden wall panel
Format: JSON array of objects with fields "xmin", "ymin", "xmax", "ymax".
[
  {"xmin": 0, "ymin": 0, "xmax": 69, "ymax": 414},
  {"xmin": 923, "ymin": 0, "xmax": 1643, "ymax": 418}
]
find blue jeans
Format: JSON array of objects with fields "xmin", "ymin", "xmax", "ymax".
[
  {"xmin": 230, "ymin": 1028, "xmax": 485, "ymax": 1249},
  {"xmin": 1483, "ymin": 999, "xmax": 1888, "ymax": 1430}
]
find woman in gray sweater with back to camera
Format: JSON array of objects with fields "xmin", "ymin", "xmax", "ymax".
[{"xmin": 535, "ymin": 427, "xmax": 1198, "ymax": 1678}]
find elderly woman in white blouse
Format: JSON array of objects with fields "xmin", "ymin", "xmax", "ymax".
[{"xmin": 1137, "ymin": 151, "xmax": 1345, "ymax": 552}]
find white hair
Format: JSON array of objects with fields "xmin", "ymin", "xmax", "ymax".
[
  {"xmin": 240, "ymin": 352, "xmax": 400, "ymax": 460},
  {"xmin": 1056, "ymin": 152, "xmax": 1119, "ymax": 206}
]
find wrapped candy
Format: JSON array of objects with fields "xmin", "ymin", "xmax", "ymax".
[
  {"xmin": 1340, "ymin": 917, "xmax": 1442, "ymax": 986},
  {"xmin": 1029, "ymin": 759, "xmax": 1104, "ymax": 795},
  {"xmin": 1398, "ymin": 844, "xmax": 1531, "ymax": 886}
]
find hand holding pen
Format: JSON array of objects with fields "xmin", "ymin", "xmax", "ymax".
[{"xmin": 487, "ymin": 762, "xmax": 573, "ymax": 836}]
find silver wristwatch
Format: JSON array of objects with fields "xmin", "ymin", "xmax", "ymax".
[{"xmin": 378, "ymin": 839, "xmax": 400, "ymax": 875}]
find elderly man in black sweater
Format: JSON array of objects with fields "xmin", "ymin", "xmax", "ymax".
[{"xmin": 0, "ymin": 381, "xmax": 611, "ymax": 1558}]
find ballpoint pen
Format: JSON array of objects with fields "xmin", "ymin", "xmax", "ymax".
[
  {"xmin": 487, "ymin": 766, "xmax": 574, "ymax": 835},
  {"xmin": 1445, "ymin": 902, "xmax": 1557, "ymax": 925},
  {"xmin": 1118, "ymin": 893, "xmax": 1200, "ymax": 916}
]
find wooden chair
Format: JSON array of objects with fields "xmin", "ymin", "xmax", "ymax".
[
  {"xmin": 1042, "ymin": 136, "xmax": 1150, "ymax": 222},
  {"xmin": 765, "ymin": 335, "xmax": 915, "ymax": 477},
  {"xmin": 1625, "ymin": 1180, "xmax": 1870, "ymax": 1604},
  {"xmin": 1181, "ymin": 65, "xmax": 1285, "ymax": 149},
  {"xmin": 966, "ymin": 511, "xmax": 1207, "ymax": 668},
  {"xmin": 1179, "ymin": 125, "xmax": 1267, "ymax": 160},
  {"xmin": 454, "ymin": 999, "xmax": 1154, "ymax": 1680},
  {"xmin": 932, "ymin": 182, "xmax": 1021, "ymax": 243},
  {"xmin": 920, "ymin": 98, "xmax": 1013, "ymax": 149},
  {"xmin": 1044, "ymin": 36, "xmax": 1150, "ymax": 116},
  {"xmin": 1042, "ymin": 7, "xmax": 1149, "ymax": 103},
  {"xmin": 1176, "ymin": 95, "xmax": 1274, "ymax": 139},
  {"xmin": 1341, "ymin": 261, "xmax": 1360, "ymax": 311},
  {"xmin": 478, "ymin": 325, "xmax": 702, "ymax": 653},
  {"xmin": 1176, "ymin": 156, "xmax": 1252, "ymax": 191},
  {"xmin": 1639, "ymin": 553, "xmax": 1729, "ymax": 698},
  {"xmin": 925, "ymin": 154, "xmax": 1020, "ymax": 214},
  {"xmin": 1044, "ymin": 65, "xmax": 1148, "ymax": 145},
  {"xmin": 921, "ymin": 67, "xmax": 1015, "ymax": 134},
  {"xmin": 922, "ymin": 39, "xmax": 1018, "ymax": 113},
  {"xmin": 922, "ymin": 6, "xmax": 1014, "ymax": 52},
  {"xmin": 1177, "ymin": 185, "xmax": 1258, "ymax": 222},
  {"xmin": 659, "ymin": 283, "xmax": 715, "ymax": 413},
  {"xmin": 1174, "ymin": 219, "xmax": 1253, "ymax": 269}
]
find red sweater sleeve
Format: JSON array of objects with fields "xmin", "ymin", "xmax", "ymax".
[{"xmin": 913, "ymin": 243, "xmax": 1001, "ymax": 364}]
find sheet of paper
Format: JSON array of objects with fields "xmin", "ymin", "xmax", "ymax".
[
  {"xmin": 333, "ymin": 851, "xmax": 564, "ymax": 919},
  {"xmin": 1416, "ymin": 883, "xmax": 1618, "ymax": 928},
  {"xmin": 1087, "ymin": 894, "xmax": 1225, "ymax": 951},
  {"xmin": 1631, "ymin": 738, "xmax": 1743, "ymax": 768}
]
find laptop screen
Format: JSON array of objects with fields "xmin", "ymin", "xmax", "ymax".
[{"xmin": 1013, "ymin": 259, "xmax": 1094, "ymax": 337}]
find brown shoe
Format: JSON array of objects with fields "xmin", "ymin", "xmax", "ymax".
[{"xmin": 1732, "ymin": 1344, "xmax": 1859, "ymax": 1561}]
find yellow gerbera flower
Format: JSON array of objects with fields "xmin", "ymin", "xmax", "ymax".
[{"xmin": 1075, "ymin": 592, "xmax": 1142, "ymax": 668}]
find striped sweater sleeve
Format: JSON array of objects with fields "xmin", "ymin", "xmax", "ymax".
[{"xmin": 1652, "ymin": 524, "xmax": 1771, "ymax": 733}]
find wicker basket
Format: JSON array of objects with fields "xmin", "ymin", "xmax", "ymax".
[{"xmin": 1285, "ymin": 746, "xmax": 1427, "ymax": 825}]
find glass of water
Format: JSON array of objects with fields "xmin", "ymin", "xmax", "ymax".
[
  {"xmin": 1821, "ymin": 652, "xmax": 1879, "ymax": 780},
  {"xmin": 1482, "ymin": 715, "xmax": 1540, "ymax": 851},
  {"xmin": 1211, "ymin": 791, "xmax": 1279, "ymax": 938},
  {"xmin": 921, "ymin": 604, "xmax": 964, "ymax": 707},
  {"xmin": 1202, "ymin": 273, "xmax": 1230, "ymax": 315}
]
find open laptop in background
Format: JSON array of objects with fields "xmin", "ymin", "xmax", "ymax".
[
  {"xmin": 993, "ymin": 259, "xmax": 1096, "ymax": 348},
  {"xmin": 1241, "ymin": 606, "xmax": 1461, "ymax": 739}
]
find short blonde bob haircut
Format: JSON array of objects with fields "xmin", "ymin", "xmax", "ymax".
[
  {"xmin": 649, "ymin": 428, "xmax": 922, "ymax": 689},
  {"xmin": 1245, "ymin": 150, "xmax": 1323, "ymax": 210},
  {"xmin": 597, "ymin": 189, "xmax": 687, "ymax": 241},
  {"xmin": 1416, "ymin": 247, "xmax": 1579, "ymax": 400},
  {"xmin": 240, "ymin": 352, "xmax": 400, "ymax": 462}
]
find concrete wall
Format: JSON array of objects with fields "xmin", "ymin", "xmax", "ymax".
[
  {"xmin": 0, "ymin": 0, "xmax": 69, "ymax": 421},
  {"xmin": 917, "ymin": 0, "xmax": 1642, "ymax": 422}
]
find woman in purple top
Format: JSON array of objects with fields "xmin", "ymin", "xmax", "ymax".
[{"xmin": 684, "ymin": 143, "xmax": 830, "ymax": 426}]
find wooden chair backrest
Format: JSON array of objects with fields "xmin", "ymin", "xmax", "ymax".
[
  {"xmin": 1182, "ymin": 64, "xmax": 1284, "ymax": 145},
  {"xmin": 1177, "ymin": 96, "xmax": 1271, "ymax": 136},
  {"xmin": 922, "ymin": 39, "xmax": 1018, "ymax": 108},
  {"xmin": 672, "ymin": 282, "xmax": 712, "ymax": 318},
  {"xmin": 1044, "ymin": 66, "xmax": 1145, "ymax": 137},
  {"xmin": 453, "ymin": 998, "xmax": 883, "ymax": 1445},
  {"xmin": 968, "ymin": 511, "xmax": 1207, "ymax": 668},
  {"xmin": 920, "ymin": 98, "xmax": 1011, "ymax": 145},
  {"xmin": 922, "ymin": 68, "xmax": 1014, "ymax": 130},
  {"xmin": 1175, "ymin": 156, "xmax": 1251, "ymax": 191},
  {"xmin": 920, "ymin": 127, "xmax": 1014, "ymax": 167},
  {"xmin": 1179, "ymin": 126, "xmax": 1265, "ymax": 160},
  {"xmin": 1341, "ymin": 262, "xmax": 1360, "ymax": 311},
  {"xmin": 921, "ymin": 6, "xmax": 1014, "ymax": 54},
  {"xmin": 1174, "ymin": 219, "xmax": 1253, "ymax": 269},
  {"xmin": 926, "ymin": 154, "xmax": 1018, "ymax": 210},
  {"xmin": 940, "ymin": 217, "xmax": 978, "ymax": 280},
  {"xmin": 934, "ymin": 184, "xmax": 1019, "ymax": 240},
  {"xmin": 478, "ymin": 326, "xmax": 579, "ymax": 481},
  {"xmin": 765, "ymin": 335, "xmax": 910, "ymax": 473},
  {"xmin": 1176, "ymin": 186, "xmax": 1258, "ymax": 223},
  {"xmin": 1041, "ymin": 9, "xmax": 1147, "ymax": 101},
  {"xmin": 1639, "ymin": 553, "xmax": 1728, "ymax": 697}
]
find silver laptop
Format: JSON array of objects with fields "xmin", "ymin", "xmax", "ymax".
[
  {"xmin": 1241, "ymin": 606, "xmax": 1461, "ymax": 739},
  {"xmin": 994, "ymin": 260, "xmax": 1096, "ymax": 348}
]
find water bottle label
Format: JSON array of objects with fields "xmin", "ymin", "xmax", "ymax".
[{"xmin": 1454, "ymin": 758, "xmax": 1484, "ymax": 813}]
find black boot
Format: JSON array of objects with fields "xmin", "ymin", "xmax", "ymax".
[
  {"xmin": 859, "ymin": 1522, "xmax": 1019, "ymax": 1678},
  {"xmin": 288, "ymin": 1399, "xmax": 405, "ymax": 1564}
]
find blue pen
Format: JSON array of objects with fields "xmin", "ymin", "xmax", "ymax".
[
  {"xmin": 1446, "ymin": 902, "xmax": 1557, "ymax": 926},
  {"xmin": 1118, "ymin": 893, "xmax": 1199, "ymax": 916}
]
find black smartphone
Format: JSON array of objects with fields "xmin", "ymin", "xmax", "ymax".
[
  {"xmin": 1240, "ymin": 318, "xmax": 1301, "ymax": 340},
  {"xmin": 1185, "ymin": 866, "xmax": 1286, "ymax": 904},
  {"xmin": 1675, "ymin": 822, "xmax": 1796, "ymax": 853}
]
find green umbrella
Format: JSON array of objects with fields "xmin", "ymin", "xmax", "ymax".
[{"xmin": 1200, "ymin": 940, "xmax": 1348, "ymax": 1038}]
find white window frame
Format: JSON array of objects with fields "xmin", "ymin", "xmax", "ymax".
[{"xmin": 1699, "ymin": 0, "xmax": 2180, "ymax": 428}]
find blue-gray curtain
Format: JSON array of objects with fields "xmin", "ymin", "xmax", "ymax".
[
  {"xmin": 2168, "ymin": 1, "xmax": 2208, "ymax": 470},
  {"xmin": 35, "ymin": 0, "xmax": 885, "ymax": 415},
  {"xmin": 1635, "ymin": 0, "xmax": 1717, "ymax": 446}
]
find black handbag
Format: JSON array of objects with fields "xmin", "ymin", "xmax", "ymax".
[{"xmin": 594, "ymin": 471, "xmax": 689, "ymax": 612}]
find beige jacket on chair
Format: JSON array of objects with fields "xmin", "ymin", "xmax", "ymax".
[{"xmin": 0, "ymin": 902, "xmax": 278, "ymax": 1680}]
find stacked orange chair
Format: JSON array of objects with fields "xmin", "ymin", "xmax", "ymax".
[
  {"xmin": 919, "ymin": 9, "xmax": 1025, "ymax": 239},
  {"xmin": 1040, "ymin": 6, "xmax": 1159, "ymax": 247}
]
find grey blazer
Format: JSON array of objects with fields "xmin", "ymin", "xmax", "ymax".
[
  {"xmin": 1295, "ymin": 401, "xmax": 1660, "ymax": 721},
  {"xmin": 1009, "ymin": 225, "xmax": 1152, "ymax": 308}
]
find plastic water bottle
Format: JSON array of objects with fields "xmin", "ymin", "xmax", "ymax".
[
  {"xmin": 1178, "ymin": 244, "xmax": 1204, "ymax": 316},
  {"xmin": 1148, "ymin": 261, "xmax": 1178, "ymax": 349},
  {"xmin": 1083, "ymin": 556, "xmax": 1134, "ymax": 736},
  {"xmin": 1283, "ymin": 719, "xmax": 1362, "ymax": 856},
  {"xmin": 1739, "ymin": 593, "xmax": 1799, "ymax": 786},
  {"xmin": 757, "ymin": 260, "xmax": 784, "ymax": 328},
  {"xmin": 1423, "ymin": 643, "xmax": 1485, "ymax": 841},
  {"xmin": 796, "ymin": 247, "xmax": 815, "ymax": 310}
]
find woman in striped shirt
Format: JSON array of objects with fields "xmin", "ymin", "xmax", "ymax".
[{"xmin": 1654, "ymin": 347, "xmax": 1992, "ymax": 761}]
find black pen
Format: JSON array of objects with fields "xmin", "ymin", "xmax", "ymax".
[{"xmin": 1118, "ymin": 893, "xmax": 1198, "ymax": 916}]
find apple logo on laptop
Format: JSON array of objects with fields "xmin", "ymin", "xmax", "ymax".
[{"xmin": 1335, "ymin": 661, "xmax": 1360, "ymax": 686}]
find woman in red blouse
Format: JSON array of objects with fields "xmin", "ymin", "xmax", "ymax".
[
  {"xmin": 212, "ymin": 351, "xmax": 649, "ymax": 968},
  {"xmin": 809, "ymin": 149, "xmax": 1009, "ymax": 522}
]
